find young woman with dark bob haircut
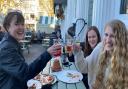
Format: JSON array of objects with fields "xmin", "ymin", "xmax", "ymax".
[{"xmin": 0, "ymin": 11, "xmax": 61, "ymax": 89}]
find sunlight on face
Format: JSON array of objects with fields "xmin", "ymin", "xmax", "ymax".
[
  {"xmin": 103, "ymin": 26, "xmax": 115, "ymax": 51},
  {"xmin": 88, "ymin": 30, "xmax": 98, "ymax": 49}
]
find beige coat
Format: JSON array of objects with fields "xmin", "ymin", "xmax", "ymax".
[{"xmin": 75, "ymin": 42, "xmax": 103, "ymax": 89}]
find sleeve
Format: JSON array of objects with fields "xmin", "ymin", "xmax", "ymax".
[
  {"xmin": 0, "ymin": 48, "xmax": 29, "ymax": 83},
  {"xmin": 28, "ymin": 51, "xmax": 52, "ymax": 79},
  {"xmin": 87, "ymin": 42, "xmax": 103, "ymax": 70},
  {"xmin": 74, "ymin": 50, "xmax": 88, "ymax": 73},
  {"xmin": 85, "ymin": 42, "xmax": 103, "ymax": 88},
  {"xmin": 74, "ymin": 42, "xmax": 103, "ymax": 74},
  {"xmin": 0, "ymin": 48, "xmax": 52, "ymax": 83}
]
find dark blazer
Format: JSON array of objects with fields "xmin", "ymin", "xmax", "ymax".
[
  {"xmin": 0, "ymin": 32, "xmax": 4, "ymax": 41},
  {"xmin": 0, "ymin": 33, "xmax": 52, "ymax": 89}
]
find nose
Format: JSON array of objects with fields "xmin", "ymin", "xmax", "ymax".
[
  {"xmin": 90, "ymin": 37, "xmax": 95, "ymax": 42},
  {"xmin": 106, "ymin": 35, "xmax": 111, "ymax": 43},
  {"xmin": 90, "ymin": 38, "xmax": 94, "ymax": 42}
]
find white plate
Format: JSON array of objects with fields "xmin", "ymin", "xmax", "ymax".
[
  {"xmin": 51, "ymin": 75, "xmax": 57, "ymax": 84},
  {"xmin": 55, "ymin": 70, "xmax": 83, "ymax": 83},
  {"xmin": 27, "ymin": 79, "xmax": 42, "ymax": 89}
]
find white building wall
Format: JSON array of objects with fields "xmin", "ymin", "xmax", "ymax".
[
  {"xmin": 61, "ymin": 0, "xmax": 89, "ymax": 42},
  {"xmin": 115, "ymin": 0, "xmax": 128, "ymax": 28},
  {"xmin": 61, "ymin": 0, "xmax": 77, "ymax": 41},
  {"xmin": 92, "ymin": 0, "xmax": 128, "ymax": 38},
  {"xmin": 92, "ymin": 0, "xmax": 116, "ymax": 38},
  {"xmin": 75, "ymin": 0, "xmax": 89, "ymax": 42},
  {"xmin": 88, "ymin": 0, "xmax": 93, "ymax": 26},
  {"xmin": 62, "ymin": 0, "xmax": 128, "ymax": 41}
]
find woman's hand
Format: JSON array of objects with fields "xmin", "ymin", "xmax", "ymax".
[{"xmin": 73, "ymin": 44, "xmax": 81, "ymax": 55}]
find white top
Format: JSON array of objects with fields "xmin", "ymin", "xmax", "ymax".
[{"xmin": 75, "ymin": 42, "xmax": 103, "ymax": 89}]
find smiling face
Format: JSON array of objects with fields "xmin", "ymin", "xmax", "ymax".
[
  {"xmin": 87, "ymin": 29, "xmax": 98, "ymax": 49},
  {"xmin": 8, "ymin": 16, "xmax": 25, "ymax": 41},
  {"xmin": 103, "ymin": 26, "xmax": 115, "ymax": 51},
  {"xmin": 3, "ymin": 12, "xmax": 25, "ymax": 42}
]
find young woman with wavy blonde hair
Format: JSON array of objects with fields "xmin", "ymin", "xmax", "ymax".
[{"xmin": 92, "ymin": 19, "xmax": 128, "ymax": 89}]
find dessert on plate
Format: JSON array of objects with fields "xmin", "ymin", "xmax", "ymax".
[
  {"xmin": 51, "ymin": 58, "xmax": 62, "ymax": 72},
  {"xmin": 40, "ymin": 74, "xmax": 54, "ymax": 85}
]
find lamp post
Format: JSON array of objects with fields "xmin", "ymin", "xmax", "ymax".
[{"xmin": 73, "ymin": 18, "xmax": 87, "ymax": 37}]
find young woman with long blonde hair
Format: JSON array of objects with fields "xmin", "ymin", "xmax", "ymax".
[{"xmin": 92, "ymin": 19, "xmax": 128, "ymax": 89}]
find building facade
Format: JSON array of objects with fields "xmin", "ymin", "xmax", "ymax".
[{"xmin": 60, "ymin": 0, "xmax": 128, "ymax": 41}]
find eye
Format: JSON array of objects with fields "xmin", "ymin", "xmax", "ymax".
[
  {"xmin": 104, "ymin": 33, "xmax": 108, "ymax": 37},
  {"xmin": 21, "ymin": 23, "xmax": 24, "ymax": 26},
  {"xmin": 110, "ymin": 34, "xmax": 114, "ymax": 38},
  {"xmin": 92, "ymin": 36, "xmax": 96, "ymax": 38},
  {"xmin": 15, "ymin": 23, "xmax": 24, "ymax": 26},
  {"xmin": 15, "ymin": 23, "xmax": 18, "ymax": 25},
  {"xmin": 88, "ymin": 36, "xmax": 91, "ymax": 39}
]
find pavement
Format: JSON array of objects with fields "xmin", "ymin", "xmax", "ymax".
[{"xmin": 23, "ymin": 43, "xmax": 47, "ymax": 64}]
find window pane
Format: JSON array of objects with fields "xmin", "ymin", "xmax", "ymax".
[{"xmin": 120, "ymin": 0, "xmax": 128, "ymax": 14}]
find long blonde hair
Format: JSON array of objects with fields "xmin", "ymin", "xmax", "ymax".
[{"xmin": 93, "ymin": 20, "xmax": 128, "ymax": 89}]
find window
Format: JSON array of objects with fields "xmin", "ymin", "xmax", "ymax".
[{"xmin": 120, "ymin": 0, "xmax": 128, "ymax": 14}]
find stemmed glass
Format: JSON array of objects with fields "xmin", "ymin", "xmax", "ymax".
[
  {"xmin": 61, "ymin": 39, "xmax": 74, "ymax": 66},
  {"xmin": 72, "ymin": 36, "xmax": 81, "ymax": 55},
  {"xmin": 65, "ymin": 39, "xmax": 74, "ymax": 54},
  {"xmin": 51, "ymin": 39, "xmax": 62, "ymax": 72},
  {"xmin": 52, "ymin": 39, "xmax": 62, "ymax": 57}
]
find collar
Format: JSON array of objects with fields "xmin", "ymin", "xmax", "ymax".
[{"xmin": 3, "ymin": 33, "xmax": 21, "ymax": 50}]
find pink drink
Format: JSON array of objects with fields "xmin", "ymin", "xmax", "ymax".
[{"xmin": 53, "ymin": 49, "xmax": 61, "ymax": 57}]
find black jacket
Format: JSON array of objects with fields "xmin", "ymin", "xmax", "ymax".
[
  {"xmin": 0, "ymin": 33, "xmax": 52, "ymax": 89},
  {"xmin": 0, "ymin": 32, "xmax": 4, "ymax": 41}
]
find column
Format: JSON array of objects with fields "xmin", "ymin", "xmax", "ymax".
[
  {"xmin": 75, "ymin": 0, "xmax": 89, "ymax": 42},
  {"xmin": 92, "ymin": 0, "xmax": 116, "ymax": 37},
  {"xmin": 61, "ymin": 0, "xmax": 77, "ymax": 40}
]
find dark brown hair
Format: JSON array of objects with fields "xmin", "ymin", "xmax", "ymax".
[
  {"xmin": 3, "ymin": 11, "xmax": 24, "ymax": 32},
  {"xmin": 84, "ymin": 26, "xmax": 101, "ymax": 56}
]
